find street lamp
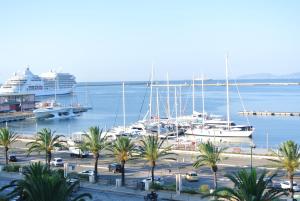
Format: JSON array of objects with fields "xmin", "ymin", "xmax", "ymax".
[{"xmin": 250, "ymin": 143, "xmax": 256, "ymax": 171}]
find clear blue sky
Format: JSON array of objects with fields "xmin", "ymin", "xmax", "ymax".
[{"xmin": 0, "ymin": 0, "xmax": 299, "ymax": 82}]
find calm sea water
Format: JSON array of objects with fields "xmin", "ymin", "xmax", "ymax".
[{"xmin": 2, "ymin": 79, "xmax": 300, "ymax": 149}]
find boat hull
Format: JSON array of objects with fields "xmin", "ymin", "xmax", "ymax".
[{"xmin": 185, "ymin": 128, "xmax": 253, "ymax": 137}]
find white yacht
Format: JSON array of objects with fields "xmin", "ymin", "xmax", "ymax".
[
  {"xmin": 185, "ymin": 56, "xmax": 254, "ymax": 138},
  {"xmin": 33, "ymin": 101, "xmax": 75, "ymax": 120},
  {"xmin": 33, "ymin": 100, "xmax": 90, "ymax": 120},
  {"xmin": 0, "ymin": 68, "xmax": 76, "ymax": 96}
]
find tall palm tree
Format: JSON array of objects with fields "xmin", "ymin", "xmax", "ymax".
[
  {"xmin": 0, "ymin": 162, "xmax": 92, "ymax": 201},
  {"xmin": 82, "ymin": 126, "xmax": 108, "ymax": 182},
  {"xmin": 193, "ymin": 141, "xmax": 226, "ymax": 189},
  {"xmin": 109, "ymin": 136, "xmax": 136, "ymax": 186},
  {"xmin": 139, "ymin": 135, "xmax": 174, "ymax": 185},
  {"xmin": 0, "ymin": 128, "xmax": 18, "ymax": 165},
  {"xmin": 26, "ymin": 128, "xmax": 65, "ymax": 166},
  {"xmin": 270, "ymin": 140, "xmax": 300, "ymax": 199},
  {"xmin": 207, "ymin": 169, "xmax": 287, "ymax": 201}
]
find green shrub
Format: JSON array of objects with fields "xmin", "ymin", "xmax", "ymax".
[
  {"xmin": 3, "ymin": 164, "xmax": 21, "ymax": 172},
  {"xmin": 182, "ymin": 188, "xmax": 199, "ymax": 194},
  {"xmin": 163, "ymin": 183, "xmax": 176, "ymax": 191},
  {"xmin": 199, "ymin": 184, "xmax": 210, "ymax": 194},
  {"xmin": 150, "ymin": 183, "xmax": 164, "ymax": 190}
]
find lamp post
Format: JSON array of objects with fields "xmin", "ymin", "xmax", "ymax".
[{"xmin": 250, "ymin": 143, "xmax": 256, "ymax": 171}]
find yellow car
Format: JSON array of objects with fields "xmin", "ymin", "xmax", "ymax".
[{"xmin": 185, "ymin": 172, "xmax": 199, "ymax": 182}]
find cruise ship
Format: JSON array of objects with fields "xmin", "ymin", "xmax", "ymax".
[{"xmin": 0, "ymin": 68, "xmax": 76, "ymax": 96}]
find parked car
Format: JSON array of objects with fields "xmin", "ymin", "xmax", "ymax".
[
  {"xmin": 79, "ymin": 170, "xmax": 95, "ymax": 176},
  {"xmin": 280, "ymin": 181, "xmax": 300, "ymax": 191},
  {"xmin": 185, "ymin": 172, "xmax": 199, "ymax": 182},
  {"xmin": 108, "ymin": 163, "xmax": 121, "ymax": 173},
  {"xmin": 9, "ymin": 154, "xmax": 17, "ymax": 162},
  {"xmin": 142, "ymin": 176, "xmax": 164, "ymax": 185},
  {"xmin": 50, "ymin": 158, "xmax": 64, "ymax": 167},
  {"xmin": 67, "ymin": 178, "xmax": 80, "ymax": 192}
]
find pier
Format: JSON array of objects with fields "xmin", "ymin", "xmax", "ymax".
[
  {"xmin": 239, "ymin": 111, "xmax": 300, "ymax": 117},
  {"xmin": 0, "ymin": 112, "xmax": 34, "ymax": 123}
]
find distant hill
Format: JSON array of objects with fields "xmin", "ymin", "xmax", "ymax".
[{"xmin": 238, "ymin": 72, "xmax": 300, "ymax": 79}]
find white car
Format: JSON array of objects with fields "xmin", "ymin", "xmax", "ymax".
[
  {"xmin": 142, "ymin": 177, "xmax": 164, "ymax": 185},
  {"xmin": 50, "ymin": 158, "xmax": 64, "ymax": 167},
  {"xmin": 280, "ymin": 181, "xmax": 300, "ymax": 191},
  {"xmin": 79, "ymin": 170, "xmax": 95, "ymax": 176}
]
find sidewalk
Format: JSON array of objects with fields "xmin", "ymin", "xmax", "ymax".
[
  {"xmin": 82, "ymin": 181, "xmax": 208, "ymax": 201},
  {"xmin": 0, "ymin": 171, "xmax": 207, "ymax": 201}
]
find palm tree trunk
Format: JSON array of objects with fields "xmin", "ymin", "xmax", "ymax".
[
  {"xmin": 47, "ymin": 151, "xmax": 51, "ymax": 167},
  {"xmin": 289, "ymin": 172, "xmax": 294, "ymax": 199},
  {"xmin": 5, "ymin": 147, "xmax": 8, "ymax": 165},
  {"xmin": 121, "ymin": 160, "xmax": 125, "ymax": 186},
  {"xmin": 151, "ymin": 163, "xmax": 155, "ymax": 186},
  {"xmin": 94, "ymin": 153, "xmax": 99, "ymax": 182},
  {"xmin": 213, "ymin": 170, "xmax": 217, "ymax": 189}
]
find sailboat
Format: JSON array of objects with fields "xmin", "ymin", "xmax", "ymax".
[{"xmin": 185, "ymin": 55, "xmax": 254, "ymax": 137}]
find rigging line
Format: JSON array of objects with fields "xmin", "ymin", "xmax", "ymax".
[
  {"xmin": 112, "ymin": 87, "xmax": 122, "ymax": 128},
  {"xmin": 137, "ymin": 75, "xmax": 151, "ymax": 121},
  {"xmin": 228, "ymin": 59, "xmax": 251, "ymax": 126},
  {"xmin": 182, "ymin": 81, "xmax": 192, "ymax": 115}
]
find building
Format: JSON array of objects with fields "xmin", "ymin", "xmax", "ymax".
[{"xmin": 0, "ymin": 93, "xmax": 35, "ymax": 112}]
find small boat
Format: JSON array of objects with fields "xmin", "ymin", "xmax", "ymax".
[{"xmin": 33, "ymin": 100, "xmax": 90, "ymax": 120}]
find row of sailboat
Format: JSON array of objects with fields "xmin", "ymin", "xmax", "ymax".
[{"xmin": 106, "ymin": 56, "xmax": 254, "ymax": 142}]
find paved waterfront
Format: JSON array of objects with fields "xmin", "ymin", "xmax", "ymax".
[{"xmin": 1, "ymin": 141, "xmax": 300, "ymax": 200}]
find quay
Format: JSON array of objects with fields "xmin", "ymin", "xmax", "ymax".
[
  {"xmin": 0, "ymin": 112, "xmax": 34, "ymax": 123},
  {"xmin": 153, "ymin": 82, "xmax": 300, "ymax": 87},
  {"xmin": 239, "ymin": 111, "xmax": 300, "ymax": 117}
]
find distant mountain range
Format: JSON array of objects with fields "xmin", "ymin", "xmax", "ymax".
[{"xmin": 238, "ymin": 72, "xmax": 300, "ymax": 79}]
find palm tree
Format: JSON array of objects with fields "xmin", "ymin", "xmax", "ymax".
[
  {"xmin": 82, "ymin": 126, "xmax": 109, "ymax": 182},
  {"xmin": 207, "ymin": 169, "xmax": 287, "ymax": 201},
  {"xmin": 26, "ymin": 128, "xmax": 65, "ymax": 166},
  {"xmin": 109, "ymin": 136, "xmax": 136, "ymax": 186},
  {"xmin": 193, "ymin": 141, "xmax": 226, "ymax": 189},
  {"xmin": 270, "ymin": 140, "xmax": 300, "ymax": 199},
  {"xmin": 139, "ymin": 135, "xmax": 174, "ymax": 185},
  {"xmin": 0, "ymin": 162, "xmax": 92, "ymax": 201},
  {"xmin": 0, "ymin": 128, "xmax": 18, "ymax": 165}
]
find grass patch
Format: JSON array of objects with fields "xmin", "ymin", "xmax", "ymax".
[
  {"xmin": 182, "ymin": 188, "xmax": 199, "ymax": 194},
  {"xmin": 199, "ymin": 184, "xmax": 210, "ymax": 194},
  {"xmin": 163, "ymin": 183, "xmax": 176, "ymax": 191},
  {"xmin": 150, "ymin": 183, "xmax": 164, "ymax": 190},
  {"xmin": 3, "ymin": 164, "xmax": 21, "ymax": 172}
]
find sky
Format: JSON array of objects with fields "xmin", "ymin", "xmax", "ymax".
[{"xmin": 0, "ymin": 0, "xmax": 299, "ymax": 82}]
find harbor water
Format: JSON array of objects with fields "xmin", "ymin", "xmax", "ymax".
[{"xmin": 2, "ymin": 79, "xmax": 300, "ymax": 149}]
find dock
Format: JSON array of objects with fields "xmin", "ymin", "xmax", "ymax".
[
  {"xmin": 239, "ymin": 111, "xmax": 300, "ymax": 117},
  {"xmin": 0, "ymin": 112, "xmax": 34, "ymax": 123}
]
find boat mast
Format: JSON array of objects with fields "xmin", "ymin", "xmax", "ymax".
[
  {"xmin": 122, "ymin": 82, "xmax": 126, "ymax": 132},
  {"xmin": 166, "ymin": 72, "xmax": 170, "ymax": 119},
  {"xmin": 201, "ymin": 73, "xmax": 205, "ymax": 126},
  {"xmin": 149, "ymin": 64, "xmax": 154, "ymax": 121},
  {"xmin": 225, "ymin": 55, "xmax": 230, "ymax": 130},
  {"xmin": 179, "ymin": 86, "xmax": 182, "ymax": 117},
  {"xmin": 174, "ymin": 87, "xmax": 178, "ymax": 141},
  {"xmin": 156, "ymin": 88, "xmax": 160, "ymax": 136},
  {"xmin": 192, "ymin": 75, "xmax": 195, "ymax": 113}
]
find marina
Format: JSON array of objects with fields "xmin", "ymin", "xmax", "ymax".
[{"xmin": 0, "ymin": 78, "xmax": 299, "ymax": 149}]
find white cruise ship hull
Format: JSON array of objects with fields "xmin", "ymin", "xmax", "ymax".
[
  {"xmin": 0, "ymin": 88, "xmax": 73, "ymax": 96},
  {"xmin": 185, "ymin": 128, "xmax": 253, "ymax": 137}
]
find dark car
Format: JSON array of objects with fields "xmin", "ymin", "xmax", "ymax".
[
  {"xmin": 9, "ymin": 154, "xmax": 17, "ymax": 162},
  {"xmin": 108, "ymin": 163, "xmax": 121, "ymax": 173}
]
